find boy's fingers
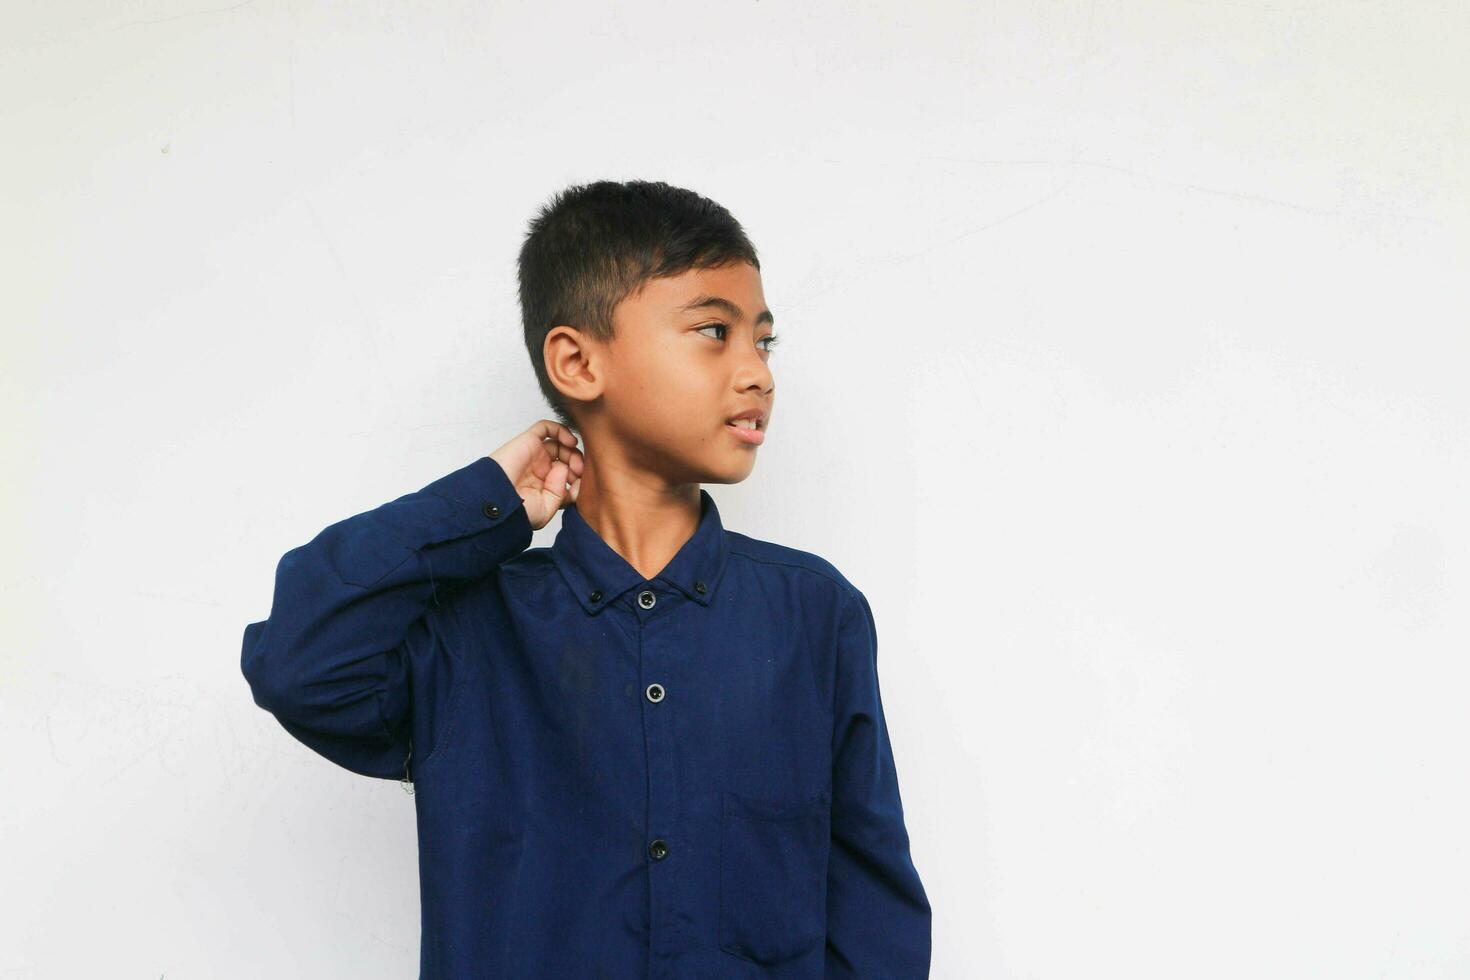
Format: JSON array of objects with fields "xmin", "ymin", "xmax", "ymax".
[
  {"xmin": 513, "ymin": 422, "xmax": 581, "ymax": 512},
  {"xmin": 538, "ymin": 431, "xmax": 580, "ymax": 461},
  {"xmin": 529, "ymin": 436, "xmax": 567, "ymax": 479},
  {"xmin": 525, "ymin": 418, "xmax": 563, "ymax": 443},
  {"xmin": 561, "ymin": 448, "xmax": 583, "ymax": 478},
  {"xmin": 542, "ymin": 460, "xmax": 570, "ymax": 503},
  {"xmin": 539, "ymin": 442, "xmax": 584, "ymax": 481},
  {"xmin": 528, "ymin": 418, "xmax": 580, "ymax": 450}
]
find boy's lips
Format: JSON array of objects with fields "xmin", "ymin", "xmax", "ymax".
[
  {"xmin": 725, "ymin": 408, "xmax": 767, "ymax": 428},
  {"xmin": 724, "ymin": 412, "xmax": 766, "ymax": 445}
]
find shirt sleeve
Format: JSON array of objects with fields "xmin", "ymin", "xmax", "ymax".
[
  {"xmin": 826, "ymin": 587, "xmax": 932, "ymax": 978},
  {"xmin": 240, "ymin": 455, "xmax": 532, "ymax": 780}
]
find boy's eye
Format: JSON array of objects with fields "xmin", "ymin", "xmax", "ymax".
[
  {"xmin": 697, "ymin": 323, "xmax": 781, "ymax": 352},
  {"xmin": 697, "ymin": 323, "xmax": 729, "ymax": 341}
]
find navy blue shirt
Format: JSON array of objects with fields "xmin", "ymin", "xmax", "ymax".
[{"xmin": 241, "ymin": 454, "xmax": 931, "ymax": 978}]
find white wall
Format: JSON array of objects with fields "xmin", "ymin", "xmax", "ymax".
[{"xmin": 3, "ymin": 2, "xmax": 1467, "ymax": 977}]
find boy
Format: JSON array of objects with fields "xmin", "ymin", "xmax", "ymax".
[{"xmin": 241, "ymin": 179, "xmax": 931, "ymax": 978}]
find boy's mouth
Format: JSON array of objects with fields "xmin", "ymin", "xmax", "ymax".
[
  {"xmin": 724, "ymin": 408, "xmax": 766, "ymax": 430},
  {"xmin": 725, "ymin": 411, "xmax": 766, "ymax": 445}
]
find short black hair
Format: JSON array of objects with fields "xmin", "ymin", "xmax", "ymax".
[{"xmin": 516, "ymin": 179, "xmax": 761, "ymax": 432}]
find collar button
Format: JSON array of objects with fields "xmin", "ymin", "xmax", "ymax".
[
  {"xmin": 589, "ymin": 590, "xmax": 602, "ymax": 603},
  {"xmin": 694, "ymin": 580, "xmax": 707, "ymax": 594}
]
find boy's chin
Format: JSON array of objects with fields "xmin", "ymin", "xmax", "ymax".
[{"xmin": 689, "ymin": 455, "xmax": 758, "ymax": 487}]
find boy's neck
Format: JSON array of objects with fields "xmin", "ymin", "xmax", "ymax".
[{"xmin": 570, "ymin": 462, "xmax": 703, "ymax": 583}]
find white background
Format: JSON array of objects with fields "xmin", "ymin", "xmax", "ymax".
[{"xmin": 3, "ymin": 2, "xmax": 1467, "ymax": 977}]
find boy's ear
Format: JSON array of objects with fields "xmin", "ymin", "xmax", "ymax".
[{"xmin": 544, "ymin": 325, "xmax": 603, "ymax": 407}]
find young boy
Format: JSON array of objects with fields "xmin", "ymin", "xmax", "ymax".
[{"xmin": 241, "ymin": 179, "xmax": 931, "ymax": 978}]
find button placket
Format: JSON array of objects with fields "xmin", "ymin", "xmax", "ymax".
[{"xmin": 635, "ymin": 581, "xmax": 679, "ymax": 964}]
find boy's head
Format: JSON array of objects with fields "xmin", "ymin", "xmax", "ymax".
[{"xmin": 518, "ymin": 179, "xmax": 777, "ymax": 486}]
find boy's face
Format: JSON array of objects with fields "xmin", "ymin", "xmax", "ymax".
[{"xmin": 587, "ymin": 260, "xmax": 775, "ymax": 486}]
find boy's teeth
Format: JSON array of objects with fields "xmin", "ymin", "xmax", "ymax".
[{"xmin": 728, "ymin": 419, "xmax": 757, "ymax": 429}]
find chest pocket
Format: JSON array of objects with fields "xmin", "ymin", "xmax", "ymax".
[{"xmin": 718, "ymin": 787, "xmax": 832, "ymax": 965}]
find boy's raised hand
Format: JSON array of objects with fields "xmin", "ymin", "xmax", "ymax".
[{"xmin": 488, "ymin": 420, "xmax": 584, "ymax": 531}]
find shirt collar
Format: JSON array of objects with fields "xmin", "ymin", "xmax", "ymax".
[{"xmin": 551, "ymin": 489, "xmax": 731, "ymax": 615}]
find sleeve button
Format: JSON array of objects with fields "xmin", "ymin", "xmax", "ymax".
[{"xmin": 483, "ymin": 502, "xmax": 500, "ymax": 519}]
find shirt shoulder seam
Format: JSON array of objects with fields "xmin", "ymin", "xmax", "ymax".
[{"xmin": 724, "ymin": 543, "xmax": 863, "ymax": 599}]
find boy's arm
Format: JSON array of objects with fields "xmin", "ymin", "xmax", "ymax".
[
  {"xmin": 240, "ymin": 455, "xmax": 531, "ymax": 780},
  {"xmin": 826, "ymin": 588, "xmax": 932, "ymax": 978}
]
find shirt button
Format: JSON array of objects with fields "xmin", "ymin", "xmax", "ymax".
[
  {"xmin": 637, "ymin": 590, "xmax": 656, "ymax": 609},
  {"xmin": 589, "ymin": 590, "xmax": 602, "ymax": 603},
  {"xmin": 645, "ymin": 683, "xmax": 665, "ymax": 703},
  {"xmin": 482, "ymin": 502, "xmax": 500, "ymax": 519},
  {"xmin": 648, "ymin": 838, "xmax": 668, "ymax": 861},
  {"xmin": 694, "ymin": 580, "xmax": 707, "ymax": 594}
]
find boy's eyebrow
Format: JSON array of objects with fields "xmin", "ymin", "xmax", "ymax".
[{"xmin": 678, "ymin": 294, "xmax": 775, "ymax": 328}]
